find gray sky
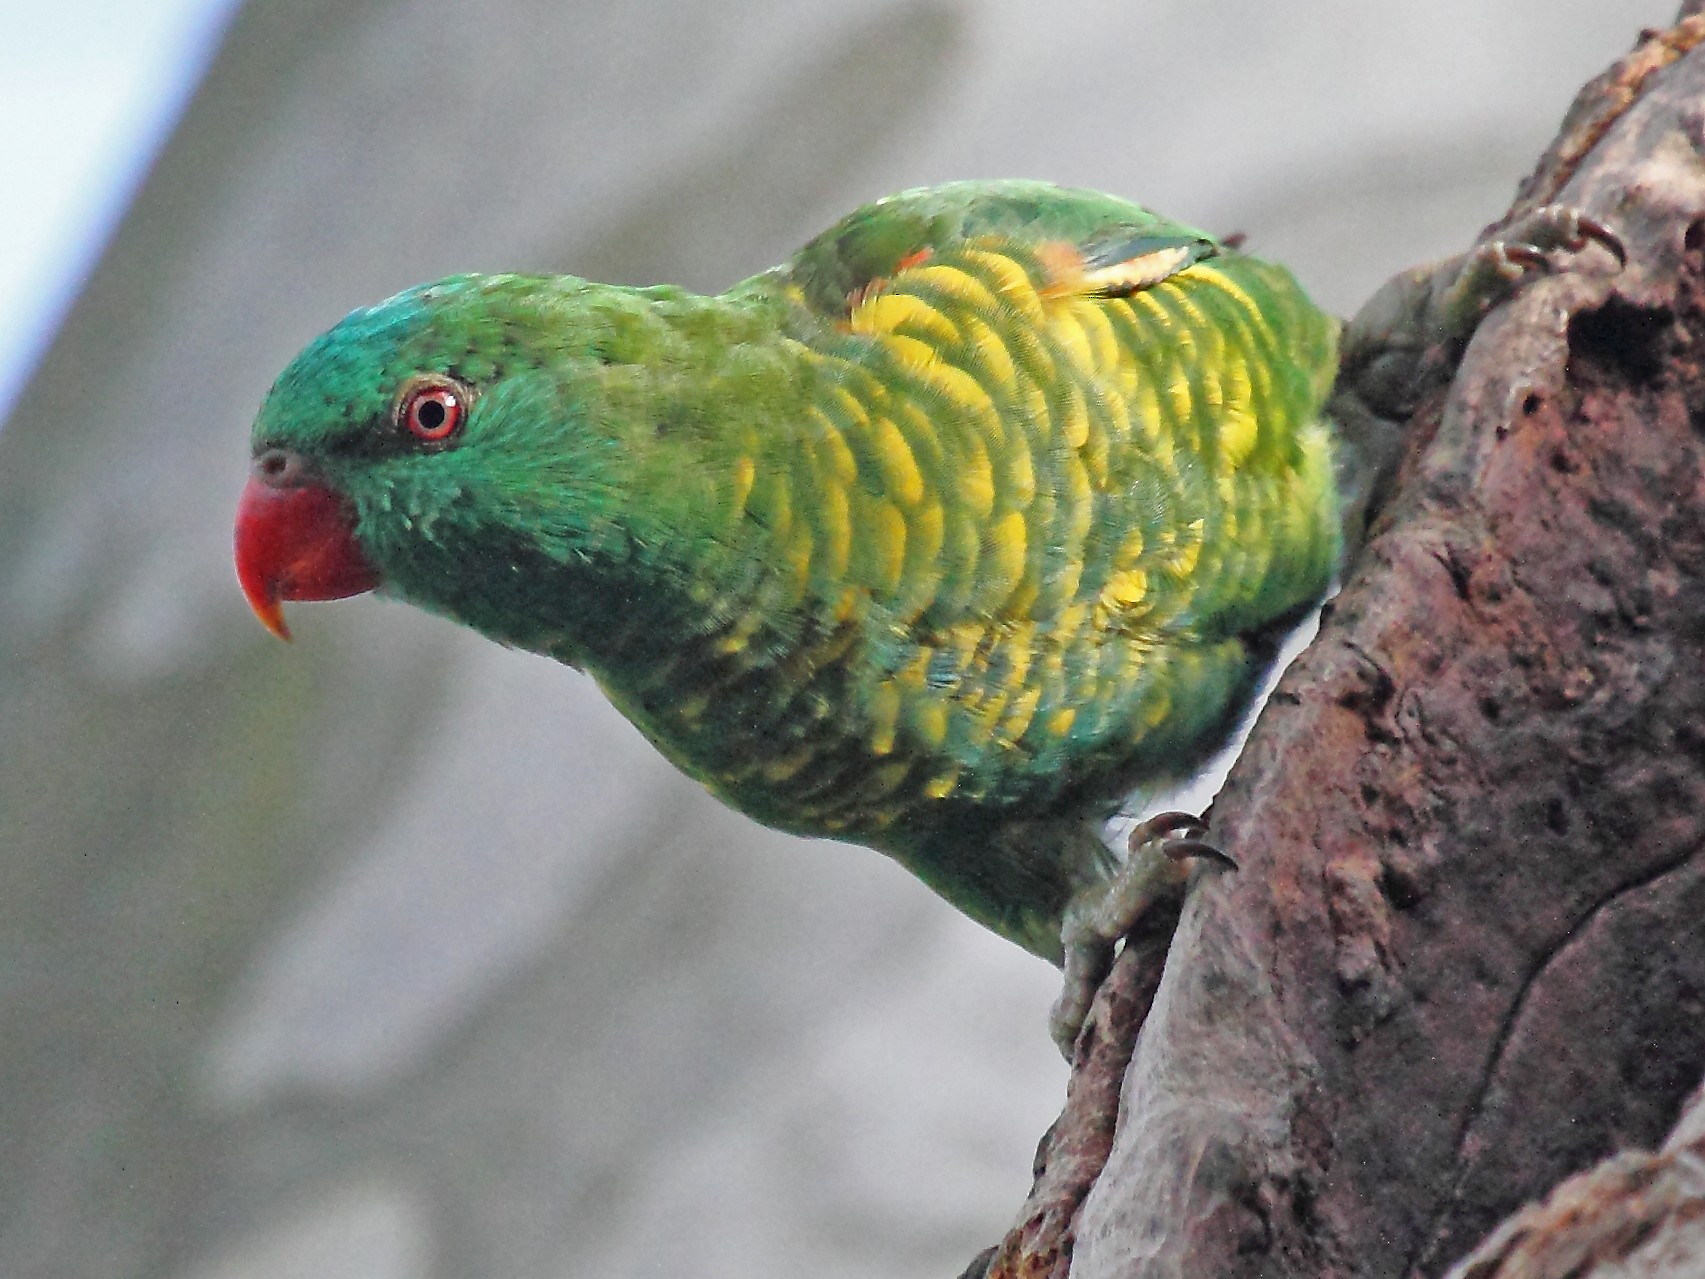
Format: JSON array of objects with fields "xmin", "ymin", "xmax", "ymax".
[{"xmin": 0, "ymin": 0, "xmax": 239, "ymax": 421}]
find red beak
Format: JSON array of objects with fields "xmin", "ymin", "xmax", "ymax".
[{"xmin": 234, "ymin": 450, "xmax": 381, "ymax": 640}]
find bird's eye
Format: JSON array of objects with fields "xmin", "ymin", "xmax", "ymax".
[{"xmin": 397, "ymin": 377, "xmax": 468, "ymax": 443}]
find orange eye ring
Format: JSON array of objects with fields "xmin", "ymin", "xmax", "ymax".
[{"xmin": 398, "ymin": 377, "xmax": 467, "ymax": 442}]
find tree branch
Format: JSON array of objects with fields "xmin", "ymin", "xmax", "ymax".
[
  {"xmin": 981, "ymin": 12, "xmax": 1705, "ymax": 1278},
  {"xmin": 1442, "ymin": 1075, "xmax": 1705, "ymax": 1278}
]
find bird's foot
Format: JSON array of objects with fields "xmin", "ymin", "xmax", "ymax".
[
  {"xmin": 1328, "ymin": 207, "xmax": 1624, "ymax": 555},
  {"xmin": 1435, "ymin": 206, "xmax": 1625, "ymax": 338},
  {"xmin": 1048, "ymin": 811, "xmax": 1236, "ymax": 1057},
  {"xmin": 1339, "ymin": 206, "xmax": 1625, "ymax": 424}
]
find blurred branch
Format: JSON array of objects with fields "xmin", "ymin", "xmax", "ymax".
[{"xmin": 976, "ymin": 13, "xmax": 1705, "ymax": 1278}]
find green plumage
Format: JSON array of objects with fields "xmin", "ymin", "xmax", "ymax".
[{"xmin": 251, "ymin": 181, "xmax": 1344, "ymax": 961}]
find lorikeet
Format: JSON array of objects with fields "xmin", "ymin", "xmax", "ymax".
[{"xmin": 234, "ymin": 181, "xmax": 1613, "ymax": 1051}]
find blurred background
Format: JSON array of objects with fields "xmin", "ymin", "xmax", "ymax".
[{"xmin": 0, "ymin": 3, "xmax": 1677, "ymax": 1276}]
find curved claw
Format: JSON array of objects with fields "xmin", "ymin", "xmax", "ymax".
[
  {"xmin": 1127, "ymin": 809, "xmax": 1208, "ymax": 848},
  {"xmin": 1493, "ymin": 206, "xmax": 1626, "ymax": 272},
  {"xmin": 1128, "ymin": 809, "xmax": 1233, "ymax": 869},
  {"xmin": 1570, "ymin": 212, "xmax": 1626, "ymax": 265},
  {"xmin": 1161, "ymin": 836, "xmax": 1238, "ymax": 871},
  {"xmin": 1492, "ymin": 243, "xmax": 1550, "ymax": 275}
]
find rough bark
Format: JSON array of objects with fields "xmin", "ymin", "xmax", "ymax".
[
  {"xmin": 963, "ymin": 904, "xmax": 1183, "ymax": 1279},
  {"xmin": 1441, "ymin": 1076, "xmax": 1705, "ymax": 1279},
  {"xmin": 982, "ymin": 13, "xmax": 1705, "ymax": 1279}
]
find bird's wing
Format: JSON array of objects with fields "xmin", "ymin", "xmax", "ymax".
[{"xmin": 778, "ymin": 180, "xmax": 1222, "ymax": 319}]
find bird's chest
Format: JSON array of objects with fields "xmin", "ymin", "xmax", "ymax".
[
  {"xmin": 588, "ymin": 603, "xmax": 928, "ymax": 842},
  {"xmin": 581, "ymin": 595, "xmax": 1180, "ymax": 848}
]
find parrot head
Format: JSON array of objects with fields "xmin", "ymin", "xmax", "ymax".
[{"xmin": 234, "ymin": 273, "xmax": 649, "ymax": 641}]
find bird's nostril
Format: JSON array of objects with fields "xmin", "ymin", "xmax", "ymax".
[{"xmin": 253, "ymin": 448, "xmax": 302, "ymax": 486}]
